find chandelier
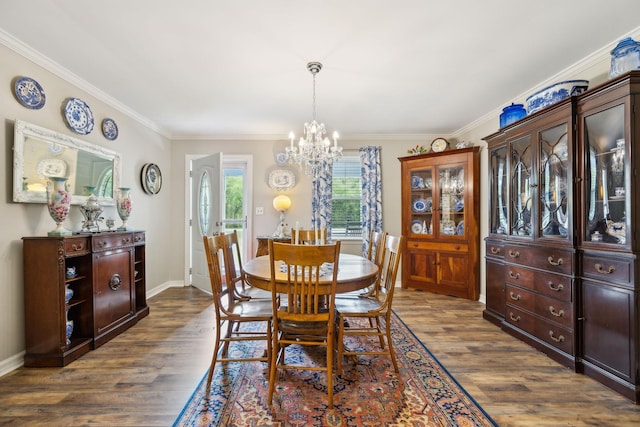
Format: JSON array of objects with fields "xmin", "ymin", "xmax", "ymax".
[{"xmin": 285, "ymin": 61, "xmax": 343, "ymax": 178}]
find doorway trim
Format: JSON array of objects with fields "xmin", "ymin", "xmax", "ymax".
[{"xmin": 184, "ymin": 154, "xmax": 253, "ymax": 287}]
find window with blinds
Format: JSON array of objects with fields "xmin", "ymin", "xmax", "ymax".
[{"xmin": 331, "ymin": 155, "xmax": 363, "ymax": 238}]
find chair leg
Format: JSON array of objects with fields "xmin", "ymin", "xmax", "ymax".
[
  {"xmin": 385, "ymin": 314, "xmax": 399, "ymax": 373},
  {"xmin": 327, "ymin": 330, "xmax": 334, "ymax": 408},
  {"xmin": 267, "ymin": 331, "xmax": 279, "ymax": 407},
  {"xmin": 337, "ymin": 315, "xmax": 345, "ymax": 375},
  {"xmin": 206, "ymin": 321, "xmax": 223, "ymax": 388}
]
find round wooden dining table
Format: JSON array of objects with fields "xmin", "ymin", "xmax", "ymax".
[{"xmin": 243, "ymin": 253, "xmax": 378, "ymax": 294}]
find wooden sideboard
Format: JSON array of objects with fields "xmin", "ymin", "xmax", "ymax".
[
  {"xmin": 255, "ymin": 236, "xmax": 291, "ymax": 257},
  {"xmin": 22, "ymin": 231, "xmax": 148, "ymax": 367}
]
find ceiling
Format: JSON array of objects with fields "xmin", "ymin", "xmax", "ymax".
[{"xmin": 1, "ymin": 1, "xmax": 640, "ymax": 140}]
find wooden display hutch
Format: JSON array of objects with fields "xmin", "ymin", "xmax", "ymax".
[
  {"xmin": 483, "ymin": 71, "xmax": 640, "ymax": 403},
  {"xmin": 398, "ymin": 147, "xmax": 481, "ymax": 300},
  {"xmin": 22, "ymin": 231, "xmax": 148, "ymax": 367}
]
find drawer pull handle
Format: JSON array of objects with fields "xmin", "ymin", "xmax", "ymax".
[
  {"xmin": 71, "ymin": 244, "xmax": 84, "ymax": 251},
  {"xmin": 595, "ymin": 263, "xmax": 616, "ymax": 274},
  {"xmin": 547, "ymin": 256, "xmax": 563, "ymax": 266},
  {"xmin": 109, "ymin": 274, "xmax": 122, "ymax": 291},
  {"xmin": 508, "ymin": 271, "xmax": 520, "ymax": 280},
  {"xmin": 490, "ymin": 247, "xmax": 501, "ymax": 254},
  {"xmin": 98, "ymin": 241, "xmax": 107, "ymax": 248},
  {"xmin": 509, "ymin": 312, "xmax": 521, "ymax": 322},
  {"xmin": 548, "ymin": 331, "xmax": 565, "ymax": 343},
  {"xmin": 135, "ymin": 236, "xmax": 143, "ymax": 242},
  {"xmin": 508, "ymin": 250, "xmax": 520, "ymax": 258},
  {"xmin": 548, "ymin": 282, "xmax": 564, "ymax": 292},
  {"xmin": 549, "ymin": 306, "xmax": 564, "ymax": 317},
  {"xmin": 509, "ymin": 291, "xmax": 521, "ymax": 301}
]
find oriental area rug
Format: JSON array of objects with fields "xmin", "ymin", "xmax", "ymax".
[{"xmin": 174, "ymin": 312, "xmax": 497, "ymax": 427}]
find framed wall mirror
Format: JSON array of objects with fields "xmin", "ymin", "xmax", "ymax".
[{"xmin": 13, "ymin": 119, "xmax": 121, "ymax": 205}]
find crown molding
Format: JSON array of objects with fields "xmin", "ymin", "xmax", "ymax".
[{"xmin": 0, "ymin": 28, "xmax": 169, "ymax": 138}]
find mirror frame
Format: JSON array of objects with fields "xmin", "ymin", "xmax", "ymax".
[{"xmin": 13, "ymin": 119, "xmax": 121, "ymax": 205}]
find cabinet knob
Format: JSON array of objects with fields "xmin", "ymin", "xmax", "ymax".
[
  {"xmin": 548, "ymin": 306, "xmax": 564, "ymax": 317},
  {"xmin": 509, "ymin": 291, "xmax": 521, "ymax": 301},
  {"xmin": 548, "ymin": 282, "xmax": 564, "ymax": 292},
  {"xmin": 508, "ymin": 271, "xmax": 520, "ymax": 280},
  {"xmin": 595, "ymin": 263, "xmax": 616, "ymax": 274},
  {"xmin": 548, "ymin": 331, "xmax": 565, "ymax": 343},
  {"xmin": 490, "ymin": 247, "xmax": 501, "ymax": 254},
  {"xmin": 508, "ymin": 250, "xmax": 520, "ymax": 258},
  {"xmin": 509, "ymin": 312, "xmax": 521, "ymax": 322},
  {"xmin": 109, "ymin": 274, "xmax": 122, "ymax": 291},
  {"xmin": 547, "ymin": 256, "xmax": 563, "ymax": 266},
  {"xmin": 71, "ymin": 244, "xmax": 84, "ymax": 251}
]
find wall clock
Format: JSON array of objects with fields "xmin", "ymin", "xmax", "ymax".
[
  {"xmin": 141, "ymin": 163, "xmax": 162, "ymax": 194},
  {"xmin": 431, "ymin": 137, "xmax": 449, "ymax": 153}
]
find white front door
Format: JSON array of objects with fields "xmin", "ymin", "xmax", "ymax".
[{"xmin": 191, "ymin": 153, "xmax": 222, "ymax": 293}]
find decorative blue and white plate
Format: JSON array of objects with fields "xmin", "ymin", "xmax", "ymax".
[
  {"xmin": 14, "ymin": 76, "xmax": 46, "ymax": 109},
  {"xmin": 412, "ymin": 198, "xmax": 427, "ymax": 212},
  {"xmin": 424, "ymin": 197, "xmax": 432, "ymax": 212},
  {"xmin": 275, "ymin": 151, "xmax": 288, "ymax": 165},
  {"xmin": 411, "ymin": 220, "xmax": 423, "ymax": 234},
  {"xmin": 102, "ymin": 118, "xmax": 118, "ymax": 140},
  {"xmin": 454, "ymin": 196, "xmax": 464, "ymax": 212},
  {"xmin": 63, "ymin": 97, "xmax": 94, "ymax": 135},
  {"xmin": 411, "ymin": 175, "xmax": 424, "ymax": 189},
  {"xmin": 457, "ymin": 220, "xmax": 464, "ymax": 235}
]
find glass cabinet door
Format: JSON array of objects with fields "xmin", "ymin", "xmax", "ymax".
[
  {"xmin": 409, "ymin": 166, "xmax": 433, "ymax": 236},
  {"xmin": 490, "ymin": 145, "xmax": 508, "ymax": 235},
  {"xmin": 510, "ymin": 135, "xmax": 533, "ymax": 236},
  {"xmin": 438, "ymin": 165, "xmax": 465, "ymax": 237},
  {"xmin": 539, "ymin": 123, "xmax": 570, "ymax": 240},
  {"xmin": 583, "ymin": 104, "xmax": 627, "ymax": 245}
]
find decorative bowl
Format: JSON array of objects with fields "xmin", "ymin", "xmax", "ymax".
[{"xmin": 525, "ymin": 80, "xmax": 589, "ymax": 115}]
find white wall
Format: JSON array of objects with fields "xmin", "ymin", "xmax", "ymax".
[{"xmin": 0, "ymin": 43, "xmax": 174, "ymax": 374}]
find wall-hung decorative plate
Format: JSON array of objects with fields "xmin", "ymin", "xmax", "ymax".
[
  {"xmin": 102, "ymin": 118, "xmax": 118, "ymax": 140},
  {"xmin": 14, "ymin": 76, "xmax": 46, "ymax": 109},
  {"xmin": 268, "ymin": 169, "xmax": 296, "ymax": 190},
  {"xmin": 274, "ymin": 151, "xmax": 289, "ymax": 165},
  {"xmin": 63, "ymin": 98, "xmax": 94, "ymax": 135},
  {"xmin": 141, "ymin": 163, "xmax": 162, "ymax": 195}
]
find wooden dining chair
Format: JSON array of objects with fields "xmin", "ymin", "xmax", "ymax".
[
  {"xmin": 336, "ymin": 234, "xmax": 403, "ymax": 375},
  {"xmin": 291, "ymin": 228, "xmax": 327, "ymax": 245},
  {"xmin": 221, "ymin": 230, "xmax": 270, "ymax": 301},
  {"xmin": 202, "ymin": 234, "xmax": 272, "ymax": 388},
  {"xmin": 267, "ymin": 240, "xmax": 341, "ymax": 408}
]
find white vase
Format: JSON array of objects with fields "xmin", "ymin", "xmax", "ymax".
[
  {"xmin": 46, "ymin": 177, "xmax": 71, "ymax": 236},
  {"xmin": 116, "ymin": 187, "xmax": 132, "ymax": 230}
]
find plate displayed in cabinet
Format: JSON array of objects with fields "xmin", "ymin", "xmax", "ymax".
[
  {"xmin": 63, "ymin": 98, "xmax": 94, "ymax": 135},
  {"xmin": 411, "ymin": 175, "xmax": 424, "ymax": 189},
  {"xmin": 457, "ymin": 220, "xmax": 464, "ymax": 235},
  {"xmin": 412, "ymin": 199, "xmax": 426, "ymax": 212},
  {"xmin": 411, "ymin": 220, "xmax": 423, "ymax": 234}
]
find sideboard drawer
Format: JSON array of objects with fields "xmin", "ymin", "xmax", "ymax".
[
  {"xmin": 133, "ymin": 232, "xmax": 145, "ymax": 245},
  {"xmin": 582, "ymin": 253, "xmax": 633, "ymax": 287},
  {"xmin": 505, "ymin": 284, "xmax": 535, "ymax": 312},
  {"xmin": 93, "ymin": 233, "xmax": 134, "ymax": 252},
  {"xmin": 64, "ymin": 237, "xmax": 90, "ymax": 256},
  {"xmin": 504, "ymin": 244, "xmax": 573, "ymax": 274}
]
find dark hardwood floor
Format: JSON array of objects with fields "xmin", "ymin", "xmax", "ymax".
[{"xmin": 1, "ymin": 286, "xmax": 639, "ymax": 426}]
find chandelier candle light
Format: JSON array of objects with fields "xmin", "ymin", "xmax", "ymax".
[{"xmin": 286, "ymin": 61, "xmax": 343, "ymax": 178}]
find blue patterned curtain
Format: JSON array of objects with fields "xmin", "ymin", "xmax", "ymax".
[
  {"xmin": 311, "ymin": 159, "xmax": 333, "ymax": 241},
  {"xmin": 360, "ymin": 146, "xmax": 383, "ymax": 255}
]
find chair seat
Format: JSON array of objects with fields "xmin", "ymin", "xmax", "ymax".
[
  {"xmin": 235, "ymin": 285, "xmax": 272, "ymax": 300},
  {"xmin": 335, "ymin": 297, "xmax": 382, "ymax": 314},
  {"xmin": 228, "ymin": 299, "xmax": 273, "ymax": 318}
]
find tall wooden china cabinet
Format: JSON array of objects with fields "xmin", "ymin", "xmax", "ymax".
[
  {"xmin": 399, "ymin": 147, "xmax": 480, "ymax": 300},
  {"xmin": 484, "ymin": 71, "xmax": 640, "ymax": 402}
]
